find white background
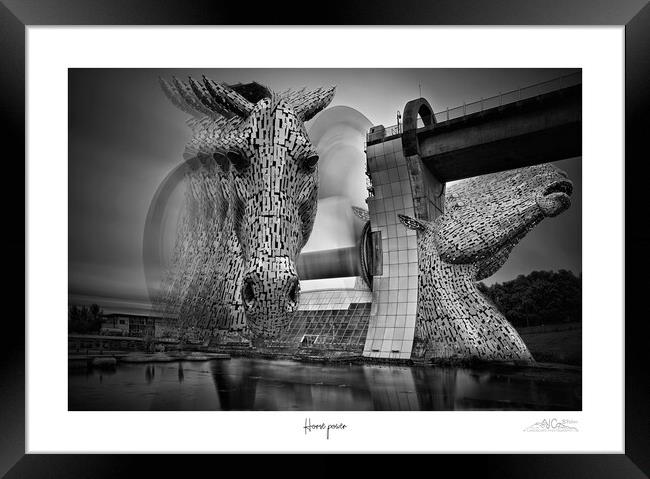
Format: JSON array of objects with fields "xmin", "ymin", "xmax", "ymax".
[{"xmin": 26, "ymin": 27, "xmax": 624, "ymax": 453}]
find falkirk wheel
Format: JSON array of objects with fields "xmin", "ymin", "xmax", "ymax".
[{"xmin": 144, "ymin": 78, "xmax": 576, "ymax": 363}]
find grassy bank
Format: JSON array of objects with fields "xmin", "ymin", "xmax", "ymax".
[{"xmin": 518, "ymin": 323, "xmax": 581, "ymax": 365}]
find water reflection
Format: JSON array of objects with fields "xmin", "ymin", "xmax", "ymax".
[
  {"xmin": 69, "ymin": 358, "xmax": 581, "ymax": 411},
  {"xmin": 145, "ymin": 365, "xmax": 155, "ymax": 384},
  {"xmin": 210, "ymin": 359, "xmax": 259, "ymax": 410},
  {"xmin": 410, "ymin": 367, "xmax": 458, "ymax": 410}
]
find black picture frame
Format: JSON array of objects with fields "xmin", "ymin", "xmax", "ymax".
[{"xmin": 3, "ymin": 0, "xmax": 648, "ymax": 476}]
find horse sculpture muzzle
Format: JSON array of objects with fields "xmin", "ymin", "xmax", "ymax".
[
  {"xmin": 241, "ymin": 256, "xmax": 301, "ymax": 338},
  {"xmin": 536, "ymin": 177, "xmax": 573, "ymax": 217}
]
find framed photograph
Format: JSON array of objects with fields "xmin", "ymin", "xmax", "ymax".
[{"xmin": 5, "ymin": 0, "xmax": 648, "ymax": 476}]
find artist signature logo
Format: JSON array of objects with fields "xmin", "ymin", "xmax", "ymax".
[
  {"xmin": 303, "ymin": 418, "xmax": 348, "ymax": 440},
  {"xmin": 524, "ymin": 418, "xmax": 578, "ymax": 432}
]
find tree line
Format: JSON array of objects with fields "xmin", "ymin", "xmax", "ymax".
[
  {"xmin": 68, "ymin": 304, "xmax": 103, "ymax": 334},
  {"xmin": 477, "ymin": 269, "xmax": 581, "ymax": 329}
]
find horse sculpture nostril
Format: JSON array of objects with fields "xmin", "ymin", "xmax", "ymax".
[
  {"xmin": 287, "ymin": 278, "xmax": 299, "ymax": 304},
  {"xmin": 543, "ymin": 180, "xmax": 573, "ymax": 197},
  {"xmin": 242, "ymin": 278, "xmax": 255, "ymax": 308}
]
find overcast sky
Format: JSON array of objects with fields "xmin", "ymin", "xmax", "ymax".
[{"xmin": 69, "ymin": 68, "xmax": 581, "ymax": 313}]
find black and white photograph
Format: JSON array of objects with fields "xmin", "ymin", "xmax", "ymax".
[
  {"xmin": 68, "ymin": 68, "xmax": 583, "ymax": 412},
  {"xmin": 11, "ymin": 7, "xmax": 644, "ymax": 470}
]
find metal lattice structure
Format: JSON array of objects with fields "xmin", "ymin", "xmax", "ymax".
[{"xmin": 263, "ymin": 288, "xmax": 373, "ymax": 356}]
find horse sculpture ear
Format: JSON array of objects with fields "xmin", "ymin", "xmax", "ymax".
[
  {"xmin": 160, "ymin": 75, "xmax": 255, "ymax": 121},
  {"xmin": 398, "ymin": 214, "xmax": 428, "ymax": 232},
  {"xmin": 351, "ymin": 206, "xmax": 370, "ymax": 222},
  {"xmin": 291, "ymin": 86, "xmax": 336, "ymax": 122},
  {"xmin": 199, "ymin": 76, "xmax": 254, "ymax": 119}
]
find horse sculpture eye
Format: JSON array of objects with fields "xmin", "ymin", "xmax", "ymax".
[
  {"xmin": 213, "ymin": 152, "xmax": 230, "ymax": 172},
  {"xmin": 227, "ymin": 150, "xmax": 250, "ymax": 171},
  {"xmin": 301, "ymin": 154, "xmax": 319, "ymax": 171}
]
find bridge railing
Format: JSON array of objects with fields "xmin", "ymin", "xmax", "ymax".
[{"xmin": 365, "ymin": 71, "xmax": 581, "ymax": 146}]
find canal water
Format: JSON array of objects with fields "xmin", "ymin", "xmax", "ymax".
[{"xmin": 68, "ymin": 357, "xmax": 581, "ymax": 411}]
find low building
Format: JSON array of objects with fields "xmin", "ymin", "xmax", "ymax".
[
  {"xmin": 153, "ymin": 316, "xmax": 179, "ymax": 339},
  {"xmin": 100, "ymin": 314, "xmax": 130, "ymax": 336},
  {"xmin": 127, "ymin": 315, "xmax": 156, "ymax": 338},
  {"xmin": 101, "ymin": 313, "xmax": 177, "ymax": 339}
]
